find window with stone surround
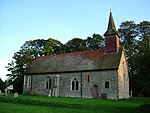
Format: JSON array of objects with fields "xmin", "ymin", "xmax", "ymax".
[
  {"xmin": 87, "ymin": 75, "xmax": 90, "ymax": 83},
  {"xmin": 71, "ymin": 78, "xmax": 79, "ymax": 91},
  {"xmin": 105, "ymin": 81, "xmax": 109, "ymax": 89},
  {"xmin": 45, "ymin": 76, "xmax": 51, "ymax": 89},
  {"xmin": 27, "ymin": 76, "xmax": 31, "ymax": 87}
]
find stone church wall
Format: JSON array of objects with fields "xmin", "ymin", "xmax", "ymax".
[
  {"xmin": 81, "ymin": 71, "xmax": 118, "ymax": 99},
  {"xmin": 118, "ymin": 51, "xmax": 129, "ymax": 99},
  {"xmin": 24, "ymin": 70, "xmax": 118, "ymax": 99}
]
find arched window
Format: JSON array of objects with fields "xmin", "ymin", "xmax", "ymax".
[
  {"xmin": 76, "ymin": 81, "xmax": 79, "ymax": 90},
  {"xmin": 72, "ymin": 80, "xmax": 75, "ymax": 90},
  {"xmin": 71, "ymin": 78, "xmax": 79, "ymax": 91},
  {"xmin": 105, "ymin": 81, "xmax": 109, "ymax": 89},
  {"xmin": 45, "ymin": 76, "xmax": 51, "ymax": 89},
  {"xmin": 27, "ymin": 76, "xmax": 31, "ymax": 87}
]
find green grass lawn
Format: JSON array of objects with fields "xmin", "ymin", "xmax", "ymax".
[{"xmin": 0, "ymin": 95, "xmax": 150, "ymax": 113}]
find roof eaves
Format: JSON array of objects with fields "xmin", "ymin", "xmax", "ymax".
[{"xmin": 24, "ymin": 68, "xmax": 119, "ymax": 75}]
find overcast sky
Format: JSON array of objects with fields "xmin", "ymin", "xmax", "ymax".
[{"xmin": 0, "ymin": 0, "xmax": 150, "ymax": 81}]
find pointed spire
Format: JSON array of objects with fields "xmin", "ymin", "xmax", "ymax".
[
  {"xmin": 104, "ymin": 11, "xmax": 118, "ymax": 36},
  {"xmin": 104, "ymin": 11, "xmax": 120, "ymax": 53}
]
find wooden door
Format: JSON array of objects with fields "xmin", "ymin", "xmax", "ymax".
[{"xmin": 93, "ymin": 85, "xmax": 98, "ymax": 98}]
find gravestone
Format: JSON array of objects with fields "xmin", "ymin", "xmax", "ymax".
[
  {"xmin": 14, "ymin": 93, "xmax": 18, "ymax": 98},
  {"xmin": 4, "ymin": 88, "xmax": 8, "ymax": 96},
  {"xmin": 101, "ymin": 93, "xmax": 107, "ymax": 99},
  {"xmin": 48, "ymin": 90, "xmax": 51, "ymax": 97},
  {"xmin": 0, "ymin": 90, "xmax": 2, "ymax": 95}
]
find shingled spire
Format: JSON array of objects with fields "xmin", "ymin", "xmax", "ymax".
[
  {"xmin": 104, "ymin": 11, "xmax": 120, "ymax": 53},
  {"xmin": 104, "ymin": 11, "xmax": 118, "ymax": 36}
]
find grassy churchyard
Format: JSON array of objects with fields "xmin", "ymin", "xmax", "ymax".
[{"xmin": 0, "ymin": 95, "xmax": 150, "ymax": 113}]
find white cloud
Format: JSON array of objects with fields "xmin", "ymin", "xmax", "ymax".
[{"xmin": 0, "ymin": 59, "xmax": 10, "ymax": 81}]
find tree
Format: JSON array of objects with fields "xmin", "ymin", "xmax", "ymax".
[
  {"xmin": 6, "ymin": 38, "xmax": 63, "ymax": 93},
  {"xmin": 131, "ymin": 21, "xmax": 150, "ymax": 96},
  {"xmin": 132, "ymin": 45, "xmax": 150, "ymax": 96},
  {"xmin": 64, "ymin": 33, "xmax": 104, "ymax": 53},
  {"xmin": 86, "ymin": 33, "xmax": 104, "ymax": 50},
  {"xmin": 138, "ymin": 21, "xmax": 150, "ymax": 41},
  {"xmin": 64, "ymin": 38, "xmax": 88, "ymax": 53}
]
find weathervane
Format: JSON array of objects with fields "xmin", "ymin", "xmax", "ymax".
[{"xmin": 109, "ymin": 9, "xmax": 112, "ymax": 12}]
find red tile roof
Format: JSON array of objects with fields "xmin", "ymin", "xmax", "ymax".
[{"xmin": 26, "ymin": 47, "xmax": 123, "ymax": 74}]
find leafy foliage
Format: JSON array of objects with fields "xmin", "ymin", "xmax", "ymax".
[
  {"xmin": 64, "ymin": 33, "xmax": 104, "ymax": 53},
  {"xmin": 63, "ymin": 38, "xmax": 88, "ymax": 53},
  {"xmin": 86, "ymin": 33, "xmax": 104, "ymax": 50}
]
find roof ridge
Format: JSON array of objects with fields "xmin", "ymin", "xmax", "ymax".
[{"xmin": 36, "ymin": 49, "xmax": 104, "ymax": 59}]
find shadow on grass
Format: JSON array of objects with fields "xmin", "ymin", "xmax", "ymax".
[{"xmin": 138, "ymin": 104, "xmax": 150, "ymax": 113}]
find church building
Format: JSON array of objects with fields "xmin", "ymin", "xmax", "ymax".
[{"xmin": 23, "ymin": 12, "xmax": 129, "ymax": 99}]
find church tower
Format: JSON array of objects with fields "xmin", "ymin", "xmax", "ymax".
[{"xmin": 104, "ymin": 12, "xmax": 120, "ymax": 53}]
